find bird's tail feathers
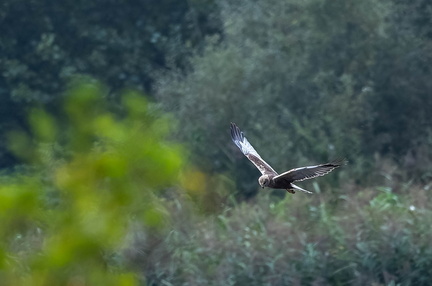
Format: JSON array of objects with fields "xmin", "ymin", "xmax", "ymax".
[{"xmin": 291, "ymin": 184, "xmax": 313, "ymax": 194}]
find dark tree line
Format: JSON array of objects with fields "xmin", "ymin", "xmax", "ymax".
[
  {"xmin": 1, "ymin": 0, "xmax": 432, "ymax": 195},
  {"xmin": 0, "ymin": 0, "xmax": 219, "ymax": 167}
]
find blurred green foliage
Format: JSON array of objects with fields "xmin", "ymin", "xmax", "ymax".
[
  {"xmin": 156, "ymin": 0, "xmax": 432, "ymax": 196},
  {"xmin": 0, "ymin": 82, "xmax": 184, "ymax": 285}
]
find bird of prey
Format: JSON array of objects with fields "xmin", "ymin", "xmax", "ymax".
[{"xmin": 230, "ymin": 123, "xmax": 345, "ymax": 194}]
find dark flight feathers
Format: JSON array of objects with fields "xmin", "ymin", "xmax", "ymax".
[
  {"xmin": 273, "ymin": 159, "xmax": 345, "ymax": 183},
  {"xmin": 230, "ymin": 122, "xmax": 277, "ymax": 175}
]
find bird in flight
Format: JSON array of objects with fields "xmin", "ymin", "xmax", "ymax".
[{"xmin": 230, "ymin": 123, "xmax": 345, "ymax": 194}]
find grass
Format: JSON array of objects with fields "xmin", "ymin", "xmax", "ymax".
[{"xmin": 127, "ymin": 183, "xmax": 432, "ymax": 286}]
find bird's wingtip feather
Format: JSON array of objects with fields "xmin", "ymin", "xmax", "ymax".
[{"xmin": 329, "ymin": 158, "xmax": 348, "ymax": 166}]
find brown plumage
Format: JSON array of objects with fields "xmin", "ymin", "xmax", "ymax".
[{"xmin": 230, "ymin": 122, "xmax": 346, "ymax": 194}]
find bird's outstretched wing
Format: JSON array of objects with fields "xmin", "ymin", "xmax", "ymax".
[
  {"xmin": 230, "ymin": 123, "xmax": 277, "ymax": 175},
  {"xmin": 273, "ymin": 159, "xmax": 346, "ymax": 183}
]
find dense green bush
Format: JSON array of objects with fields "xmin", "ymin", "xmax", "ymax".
[
  {"xmin": 0, "ymin": 82, "xmax": 184, "ymax": 285},
  {"xmin": 133, "ymin": 185, "xmax": 432, "ymax": 285}
]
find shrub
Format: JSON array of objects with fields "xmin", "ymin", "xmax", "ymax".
[
  {"xmin": 0, "ymin": 81, "xmax": 184, "ymax": 285},
  {"xmin": 135, "ymin": 185, "xmax": 432, "ymax": 285}
]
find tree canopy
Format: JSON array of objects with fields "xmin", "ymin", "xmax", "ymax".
[
  {"xmin": 0, "ymin": 0, "xmax": 219, "ymax": 167},
  {"xmin": 156, "ymin": 0, "xmax": 432, "ymax": 195}
]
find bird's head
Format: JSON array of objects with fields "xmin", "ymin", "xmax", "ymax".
[{"xmin": 258, "ymin": 175, "xmax": 270, "ymax": 188}]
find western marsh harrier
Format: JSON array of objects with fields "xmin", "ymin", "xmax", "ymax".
[{"xmin": 230, "ymin": 123, "xmax": 345, "ymax": 194}]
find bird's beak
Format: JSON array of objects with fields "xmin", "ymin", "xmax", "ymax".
[{"xmin": 261, "ymin": 186, "xmax": 264, "ymax": 189}]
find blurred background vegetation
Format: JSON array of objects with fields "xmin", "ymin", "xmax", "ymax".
[{"xmin": 1, "ymin": 0, "xmax": 432, "ymax": 284}]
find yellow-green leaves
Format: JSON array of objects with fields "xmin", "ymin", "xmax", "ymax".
[
  {"xmin": 29, "ymin": 109, "xmax": 58, "ymax": 143},
  {"xmin": 0, "ymin": 81, "xmax": 184, "ymax": 285}
]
